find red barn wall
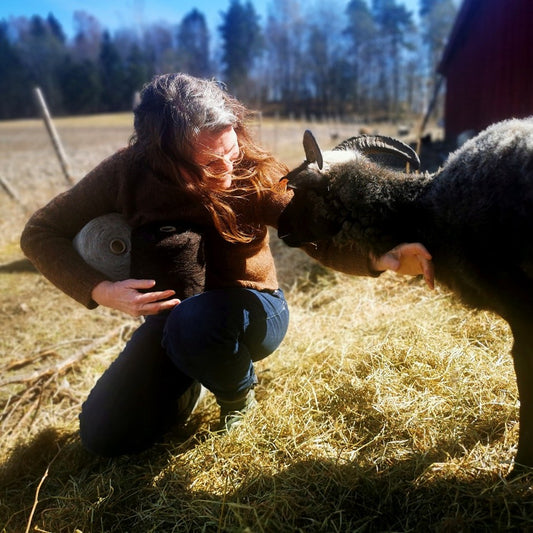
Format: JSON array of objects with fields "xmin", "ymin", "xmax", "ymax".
[{"xmin": 439, "ymin": 0, "xmax": 533, "ymax": 139}]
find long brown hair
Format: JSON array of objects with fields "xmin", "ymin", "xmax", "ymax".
[{"xmin": 130, "ymin": 73, "xmax": 287, "ymax": 243}]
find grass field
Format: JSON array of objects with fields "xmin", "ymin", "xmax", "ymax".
[{"xmin": 0, "ymin": 114, "xmax": 531, "ymax": 532}]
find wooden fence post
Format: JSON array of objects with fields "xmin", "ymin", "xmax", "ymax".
[{"xmin": 33, "ymin": 87, "xmax": 74, "ymax": 185}]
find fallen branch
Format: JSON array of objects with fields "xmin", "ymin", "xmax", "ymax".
[
  {"xmin": 2, "ymin": 350, "xmax": 59, "ymax": 373},
  {"xmin": 0, "ymin": 376, "xmax": 56, "ymax": 435},
  {"xmin": 0, "ymin": 325, "xmax": 131, "ymax": 436},
  {"xmin": 0, "ymin": 325, "xmax": 125, "ymax": 388}
]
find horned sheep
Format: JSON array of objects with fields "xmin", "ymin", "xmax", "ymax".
[{"xmin": 277, "ymin": 117, "xmax": 533, "ymax": 473}]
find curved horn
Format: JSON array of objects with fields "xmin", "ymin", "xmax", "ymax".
[
  {"xmin": 303, "ymin": 130, "xmax": 324, "ymax": 169},
  {"xmin": 334, "ymin": 135, "xmax": 420, "ymax": 170}
]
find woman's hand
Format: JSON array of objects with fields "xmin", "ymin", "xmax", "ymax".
[
  {"xmin": 372, "ymin": 242, "xmax": 435, "ymax": 289},
  {"xmin": 91, "ymin": 279, "xmax": 181, "ymax": 317}
]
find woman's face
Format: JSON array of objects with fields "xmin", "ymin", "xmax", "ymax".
[{"xmin": 193, "ymin": 126, "xmax": 240, "ymax": 190}]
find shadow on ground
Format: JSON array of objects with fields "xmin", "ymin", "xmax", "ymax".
[{"xmin": 1, "ymin": 417, "xmax": 532, "ymax": 532}]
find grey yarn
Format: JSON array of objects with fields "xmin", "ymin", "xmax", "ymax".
[{"xmin": 73, "ymin": 213, "xmax": 131, "ymax": 280}]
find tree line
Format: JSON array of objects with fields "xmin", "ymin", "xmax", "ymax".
[{"xmin": 0, "ymin": 0, "xmax": 457, "ymax": 121}]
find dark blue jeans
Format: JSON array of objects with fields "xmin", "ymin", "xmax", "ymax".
[
  {"xmin": 162, "ymin": 288, "xmax": 289, "ymax": 401},
  {"xmin": 79, "ymin": 288, "xmax": 288, "ymax": 456}
]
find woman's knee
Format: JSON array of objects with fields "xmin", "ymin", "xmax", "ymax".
[{"xmin": 79, "ymin": 403, "xmax": 132, "ymax": 457}]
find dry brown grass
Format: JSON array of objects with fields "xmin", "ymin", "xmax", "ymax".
[{"xmin": 1, "ymin": 115, "xmax": 532, "ymax": 532}]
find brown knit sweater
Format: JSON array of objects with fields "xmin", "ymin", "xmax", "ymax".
[{"xmin": 20, "ymin": 147, "xmax": 376, "ymax": 309}]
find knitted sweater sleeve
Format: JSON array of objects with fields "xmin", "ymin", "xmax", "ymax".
[{"xmin": 20, "ymin": 152, "xmax": 125, "ymax": 308}]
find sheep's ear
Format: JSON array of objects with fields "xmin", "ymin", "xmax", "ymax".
[
  {"xmin": 303, "ymin": 130, "xmax": 324, "ymax": 169},
  {"xmin": 334, "ymin": 134, "xmax": 420, "ymax": 170}
]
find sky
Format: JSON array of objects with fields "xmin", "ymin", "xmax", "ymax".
[{"xmin": 0, "ymin": 0, "xmax": 423, "ymax": 39}]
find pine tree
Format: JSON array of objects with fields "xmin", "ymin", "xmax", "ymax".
[
  {"xmin": 177, "ymin": 9, "xmax": 211, "ymax": 78},
  {"xmin": 219, "ymin": 0, "xmax": 263, "ymax": 98}
]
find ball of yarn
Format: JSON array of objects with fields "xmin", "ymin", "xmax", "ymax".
[{"xmin": 73, "ymin": 213, "xmax": 131, "ymax": 280}]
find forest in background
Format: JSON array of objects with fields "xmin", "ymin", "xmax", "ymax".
[{"xmin": 0, "ymin": 0, "xmax": 457, "ymax": 121}]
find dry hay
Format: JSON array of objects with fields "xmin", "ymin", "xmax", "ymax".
[{"xmin": 1, "ymin": 115, "xmax": 532, "ymax": 532}]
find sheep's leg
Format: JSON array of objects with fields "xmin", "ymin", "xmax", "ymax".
[{"xmin": 509, "ymin": 319, "xmax": 533, "ymax": 472}]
